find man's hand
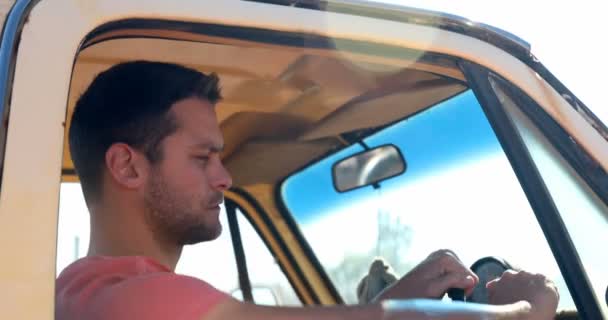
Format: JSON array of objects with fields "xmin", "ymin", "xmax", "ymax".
[
  {"xmin": 487, "ymin": 270, "xmax": 559, "ymax": 320},
  {"xmin": 375, "ymin": 250, "xmax": 479, "ymax": 301}
]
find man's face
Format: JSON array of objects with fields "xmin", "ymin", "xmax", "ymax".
[{"xmin": 143, "ymin": 97, "xmax": 232, "ymax": 246}]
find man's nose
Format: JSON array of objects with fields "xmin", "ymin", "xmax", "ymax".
[{"xmin": 212, "ymin": 159, "xmax": 233, "ymax": 191}]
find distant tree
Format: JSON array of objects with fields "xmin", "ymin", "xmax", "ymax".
[{"xmin": 326, "ymin": 206, "xmax": 414, "ymax": 304}]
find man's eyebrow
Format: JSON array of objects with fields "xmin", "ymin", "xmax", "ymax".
[{"xmin": 191, "ymin": 142, "xmax": 224, "ymax": 152}]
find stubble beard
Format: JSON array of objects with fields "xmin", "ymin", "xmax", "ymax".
[{"xmin": 143, "ymin": 170, "xmax": 222, "ymax": 246}]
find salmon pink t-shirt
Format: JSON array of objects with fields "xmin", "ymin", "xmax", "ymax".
[{"xmin": 55, "ymin": 256, "xmax": 229, "ymax": 320}]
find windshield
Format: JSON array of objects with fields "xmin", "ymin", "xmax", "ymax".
[{"xmin": 280, "ymin": 89, "xmax": 575, "ymax": 310}]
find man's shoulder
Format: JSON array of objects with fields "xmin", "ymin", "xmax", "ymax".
[
  {"xmin": 56, "ymin": 255, "xmax": 225, "ymax": 295},
  {"xmin": 59, "ymin": 255, "xmax": 167, "ymax": 276},
  {"xmin": 56, "ymin": 255, "xmax": 165, "ymax": 288},
  {"xmin": 56, "ymin": 256, "xmax": 230, "ymax": 320}
]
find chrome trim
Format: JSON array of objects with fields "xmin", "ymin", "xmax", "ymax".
[
  {"xmin": 336, "ymin": 0, "xmax": 531, "ymax": 50},
  {"xmin": 0, "ymin": 0, "xmax": 39, "ymax": 183},
  {"xmin": 244, "ymin": 0, "xmax": 531, "ymax": 51},
  {"xmin": 0, "ymin": 0, "xmax": 38, "ymax": 117}
]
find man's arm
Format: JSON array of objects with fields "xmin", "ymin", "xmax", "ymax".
[
  {"xmin": 204, "ymin": 298, "xmax": 534, "ymax": 320},
  {"xmin": 205, "ymin": 300, "xmax": 383, "ymax": 320},
  {"xmin": 204, "ymin": 264, "xmax": 558, "ymax": 320}
]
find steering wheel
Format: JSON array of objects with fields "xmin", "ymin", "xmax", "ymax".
[
  {"xmin": 468, "ymin": 256, "xmax": 513, "ymax": 303},
  {"xmin": 446, "ymin": 256, "xmax": 512, "ymax": 303}
]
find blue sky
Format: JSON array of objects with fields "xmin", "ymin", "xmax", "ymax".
[{"xmin": 281, "ymin": 90, "xmax": 502, "ymax": 223}]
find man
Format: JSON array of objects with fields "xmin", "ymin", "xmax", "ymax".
[{"xmin": 56, "ymin": 61, "xmax": 559, "ymax": 320}]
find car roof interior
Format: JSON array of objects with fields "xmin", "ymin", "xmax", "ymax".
[{"xmin": 62, "ymin": 35, "xmax": 468, "ymax": 189}]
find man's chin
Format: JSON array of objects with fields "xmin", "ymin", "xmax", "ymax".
[
  {"xmin": 179, "ymin": 224, "xmax": 222, "ymax": 245},
  {"xmin": 208, "ymin": 224, "xmax": 222, "ymax": 240}
]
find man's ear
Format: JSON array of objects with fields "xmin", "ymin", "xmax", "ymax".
[{"xmin": 104, "ymin": 143, "xmax": 148, "ymax": 189}]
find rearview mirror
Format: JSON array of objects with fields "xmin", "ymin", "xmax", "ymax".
[{"xmin": 332, "ymin": 144, "xmax": 406, "ymax": 192}]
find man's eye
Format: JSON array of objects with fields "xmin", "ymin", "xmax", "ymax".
[{"xmin": 195, "ymin": 156, "xmax": 210, "ymax": 162}]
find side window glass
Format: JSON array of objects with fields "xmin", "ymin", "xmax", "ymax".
[
  {"xmin": 235, "ymin": 211, "xmax": 302, "ymax": 306},
  {"xmin": 180, "ymin": 207, "xmax": 301, "ymax": 306},
  {"xmin": 280, "ymin": 89, "xmax": 575, "ymax": 310},
  {"xmin": 489, "ymin": 77, "xmax": 608, "ymax": 315},
  {"xmin": 56, "ymin": 183, "xmax": 90, "ymax": 274},
  {"xmin": 174, "ymin": 206, "xmax": 239, "ymax": 293},
  {"xmin": 56, "ymin": 184, "xmax": 301, "ymax": 306}
]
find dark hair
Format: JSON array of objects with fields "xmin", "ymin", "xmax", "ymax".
[{"xmin": 69, "ymin": 60, "xmax": 221, "ymax": 202}]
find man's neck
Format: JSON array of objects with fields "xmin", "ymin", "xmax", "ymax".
[
  {"xmin": 87, "ymin": 233, "xmax": 183, "ymax": 270},
  {"xmin": 87, "ymin": 206, "xmax": 183, "ymax": 270}
]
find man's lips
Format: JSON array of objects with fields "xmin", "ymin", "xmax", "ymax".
[
  {"xmin": 205, "ymin": 192, "xmax": 224, "ymax": 210},
  {"xmin": 207, "ymin": 197, "xmax": 224, "ymax": 209}
]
